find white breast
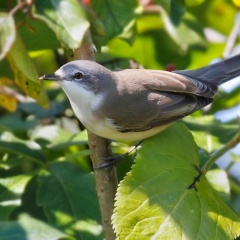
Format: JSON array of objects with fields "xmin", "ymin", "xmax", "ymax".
[{"xmin": 59, "ymin": 80, "xmax": 171, "ymax": 141}]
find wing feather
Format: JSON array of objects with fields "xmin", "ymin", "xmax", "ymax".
[{"xmin": 96, "ymin": 69, "xmax": 214, "ymax": 133}]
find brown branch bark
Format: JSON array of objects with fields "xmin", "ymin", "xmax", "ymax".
[{"xmin": 73, "ymin": 31, "xmax": 118, "ymax": 240}]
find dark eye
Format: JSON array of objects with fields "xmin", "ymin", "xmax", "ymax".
[{"xmin": 74, "ymin": 72, "xmax": 83, "ymax": 79}]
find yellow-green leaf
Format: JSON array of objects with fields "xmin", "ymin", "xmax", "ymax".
[
  {"xmin": 0, "ymin": 13, "xmax": 15, "ymax": 61},
  {"xmin": 34, "ymin": 0, "xmax": 90, "ymax": 49},
  {"xmin": 113, "ymin": 123, "xmax": 240, "ymax": 239},
  {"xmin": 7, "ymin": 34, "xmax": 49, "ymax": 108},
  {"xmin": 0, "ymin": 174, "xmax": 32, "ymax": 220},
  {"xmin": 0, "ymin": 90, "xmax": 17, "ymax": 112}
]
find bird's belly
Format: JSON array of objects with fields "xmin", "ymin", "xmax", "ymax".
[
  {"xmin": 69, "ymin": 99, "xmax": 171, "ymax": 141},
  {"xmin": 77, "ymin": 109, "xmax": 171, "ymax": 141},
  {"xmin": 92, "ymin": 123, "xmax": 172, "ymax": 141}
]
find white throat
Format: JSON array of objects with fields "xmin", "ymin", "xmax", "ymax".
[{"xmin": 59, "ymin": 80, "xmax": 171, "ymax": 141}]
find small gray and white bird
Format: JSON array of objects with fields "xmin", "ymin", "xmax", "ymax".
[{"xmin": 40, "ymin": 55, "xmax": 240, "ymax": 141}]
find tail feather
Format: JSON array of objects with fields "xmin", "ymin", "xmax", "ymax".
[{"xmin": 174, "ymin": 54, "xmax": 240, "ymax": 86}]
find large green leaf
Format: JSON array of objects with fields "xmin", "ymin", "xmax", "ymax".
[
  {"xmin": 37, "ymin": 161, "xmax": 103, "ymax": 239},
  {"xmin": 19, "ymin": 18, "xmax": 61, "ymax": 51},
  {"xmin": 0, "ymin": 132, "xmax": 47, "ymax": 165},
  {"xmin": 0, "ymin": 83, "xmax": 17, "ymax": 112},
  {"xmin": 188, "ymin": 0, "xmax": 237, "ymax": 36},
  {"xmin": 210, "ymin": 86, "xmax": 240, "ymax": 114},
  {"xmin": 0, "ymin": 112, "xmax": 39, "ymax": 133},
  {"xmin": 106, "ymin": 35, "xmax": 164, "ymax": 69},
  {"xmin": 0, "ymin": 214, "xmax": 69, "ymax": 240},
  {"xmin": 34, "ymin": 0, "xmax": 90, "ymax": 49},
  {"xmin": 113, "ymin": 123, "xmax": 240, "ymax": 239},
  {"xmin": 0, "ymin": 175, "xmax": 32, "ymax": 220},
  {"xmin": 105, "ymin": 13, "xmax": 203, "ymax": 70},
  {"xmin": 184, "ymin": 116, "xmax": 238, "ymax": 152},
  {"xmin": 8, "ymin": 33, "xmax": 49, "ymax": 108},
  {"xmin": 186, "ymin": 43, "xmax": 225, "ymax": 69},
  {"xmin": 90, "ymin": 0, "xmax": 141, "ymax": 46},
  {"xmin": 31, "ymin": 125, "xmax": 88, "ymax": 150},
  {"xmin": 206, "ymin": 168, "xmax": 230, "ymax": 200},
  {"xmin": 0, "ymin": 12, "xmax": 15, "ymax": 61},
  {"xmin": 161, "ymin": 10, "xmax": 206, "ymax": 51},
  {"xmin": 155, "ymin": 0, "xmax": 186, "ymax": 24},
  {"xmin": 18, "ymin": 101, "xmax": 68, "ymax": 119},
  {"xmin": 105, "ymin": 25, "xmax": 190, "ymax": 70}
]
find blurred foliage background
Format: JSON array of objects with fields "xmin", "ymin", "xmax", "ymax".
[{"xmin": 0, "ymin": 0, "xmax": 240, "ymax": 239}]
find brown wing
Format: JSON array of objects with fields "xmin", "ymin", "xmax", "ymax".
[{"xmin": 96, "ymin": 69, "xmax": 214, "ymax": 132}]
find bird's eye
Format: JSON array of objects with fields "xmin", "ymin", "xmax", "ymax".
[{"xmin": 74, "ymin": 72, "xmax": 83, "ymax": 79}]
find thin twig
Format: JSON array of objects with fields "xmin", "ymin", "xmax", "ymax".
[
  {"xmin": 72, "ymin": 19, "xmax": 118, "ymax": 240},
  {"xmin": 201, "ymin": 117, "xmax": 240, "ymax": 173},
  {"xmin": 223, "ymin": 12, "xmax": 240, "ymax": 58},
  {"xmin": 9, "ymin": 0, "xmax": 28, "ymax": 16}
]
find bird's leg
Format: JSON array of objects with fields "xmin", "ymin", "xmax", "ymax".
[{"xmin": 95, "ymin": 140, "xmax": 143, "ymax": 169}]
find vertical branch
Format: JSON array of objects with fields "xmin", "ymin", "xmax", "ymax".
[{"xmin": 73, "ymin": 31, "xmax": 118, "ymax": 240}]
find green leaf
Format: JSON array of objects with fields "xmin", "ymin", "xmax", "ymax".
[
  {"xmin": 210, "ymin": 86, "xmax": 240, "ymax": 114},
  {"xmin": 0, "ymin": 214, "xmax": 69, "ymax": 240},
  {"xmin": 184, "ymin": 116, "xmax": 238, "ymax": 152},
  {"xmin": 106, "ymin": 36, "xmax": 163, "ymax": 69},
  {"xmin": 186, "ymin": 43, "xmax": 225, "ymax": 69},
  {"xmin": 0, "ymin": 85, "xmax": 17, "ymax": 112},
  {"xmin": 90, "ymin": 0, "xmax": 141, "ymax": 46},
  {"xmin": 31, "ymin": 125, "xmax": 88, "ymax": 150},
  {"xmin": 105, "ymin": 13, "xmax": 194, "ymax": 69},
  {"xmin": 0, "ymin": 13, "xmax": 15, "ymax": 61},
  {"xmin": 0, "ymin": 112, "xmax": 39, "ymax": 133},
  {"xmin": 161, "ymin": 10, "xmax": 206, "ymax": 51},
  {"xmin": 37, "ymin": 161, "xmax": 103, "ymax": 239},
  {"xmin": 185, "ymin": 0, "xmax": 206, "ymax": 7},
  {"xmin": 34, "ymin": 0, "xmax": 90, "ymax": 49},
  {"xmin": 187, "ymin": 0, "xmax": 237, "ymax": 36},
  {"xmin": 18, "ymin": 101, "xmax": 66, "ymax": 119},
  {"xmin": 154, "ymin": 0, "xmax": 186, "ymax": 17},
  {"xmin": 8, "ymin": 33, "xmax": 49, "ymax": 108},
  {"xmin": 0, "ymin": 175, "xmax": 32, "ymax": 220},
  {"xmin": 113, "ymin": 123, "xmax": 240, "ymax": 239},
  {"xmin": 154, "ymin": 0, "xmax": 186, "ymax": 23},
  {"xmin": 170, "ymin": 0, "xmax": 186, "ymax": 24},
  {"xmin": 153, "ymin": 0, "xmax": 171, "ymax": 13},
  {"xmin": 206, "ymin": 168, "xmax": 230, "ymax": 199},
  {"xmin": 0, "ymin": 155, "xmax": 26, "ymax": 170},
  {"xmin": 0, "ymin": 132, "xmax": 47, "ymax": 164},
  {"xmin": 18, "ymin": 17, "xmax": 61, "ymax": 51}
]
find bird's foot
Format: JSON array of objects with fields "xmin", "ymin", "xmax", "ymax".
[
  {"xmin": 94, "ymin": 140, "xmax": 143, "ymax": 169},
  {"xmin": 94, "ymin": 153, "xmax": 129, "ymax": 169}
]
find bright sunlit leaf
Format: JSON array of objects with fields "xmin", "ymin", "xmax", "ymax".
[
  {"xmin": 37, "ymin": 161, "xmax": 103, "ymax": 240},
  {"xmin": 34, "ymin": 0, "xmax": 90, "ymax": 49},
  {"xmin": 0, "ymin": 13, "xmax": 15, "ymax": 61},
  {"xmin": 90, "ymin": 0, "xmax": 141, "ymax": 46},
  {"xmin": 0, "ymin": 175, "xmax": 32, "ymax": 220},
  {"xmin": 0, "ymin": 214, "xmax": 68, "ymax": 240},
  {"xmin": 113, "ymin": 123, "xmax": 240, "ymax": 239},
  {"xmin": 0, "ymin": 87, "xmax": 17, "ymax": 112},
  {"xmin": 7, "ymin": 34, "xmax": 49, "ymax": 108}
]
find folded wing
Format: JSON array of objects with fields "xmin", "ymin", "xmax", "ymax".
[{"xmin": 100, "ymin": 70, "xmax": 213, "ymax": 132}]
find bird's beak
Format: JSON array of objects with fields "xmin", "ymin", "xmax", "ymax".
[{"xmin": 39, "ymin": 73, "xmax": 59, "ymax": 81}]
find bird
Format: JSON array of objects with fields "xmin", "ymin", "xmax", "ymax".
[{"xmin": 40, "ymin": 55, "xmax": 240, "ymax": 142}]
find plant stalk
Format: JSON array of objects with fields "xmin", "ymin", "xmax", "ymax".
[
  {"xmin": 73, "ymin": 30, "xmax": 118, "ymax": 240},
  {"xmin": 201, "ymin": 118, "xmax": 240, "ymax": 173}
]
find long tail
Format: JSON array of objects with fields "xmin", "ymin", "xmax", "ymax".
[{"xmin": 174, "ymin": 54, "xmax": 240, "ymax": 86}]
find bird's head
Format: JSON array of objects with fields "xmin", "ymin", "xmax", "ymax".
[{"xmin": 40, "ymin": 60, "xmax": 114, "ymax": 102}]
